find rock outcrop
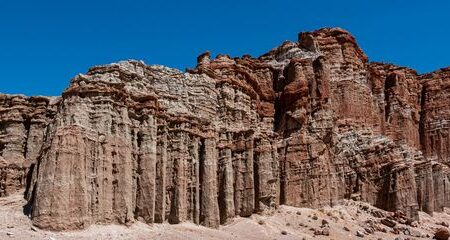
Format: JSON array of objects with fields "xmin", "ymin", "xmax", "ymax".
[
  {"xmin": 0, "ymin": 95, "xmax": 59, "ymax": 198},
  {"xmin": 0, "ymin": 27, "xmax": 449, "ymax": 231},
  {"xmin": 421, "ymin": 68, "xmax": 450, "ymax": 163},
  {"xmin": 418, "ymin": 68, "xmax": 450, "ymax": 213}
]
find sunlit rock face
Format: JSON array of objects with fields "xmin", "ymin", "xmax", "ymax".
[
  {"xmin": 420, "ymin": 68, "xmax": 450, "ymax": 164},
  {"xmin": 0, "ymin": 95, "xmax": 59, "ymax": 198},
  {"xmin": 0, "ymin": 27, "xmax": 449, "ymax": 230}
]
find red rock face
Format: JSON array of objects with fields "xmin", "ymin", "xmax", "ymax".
[
  {"xmin": 368, "ymin": 63, "xmax": 422, "ymax": 148},
  {"xmin": 421, "ymin": 68, "xmax": 450, "ymax": 163},
  {"xmin": 271, "ymin": 29, "xmax": 423, "ymax": 219},
  {"xmin": 417, "ymin": 68, "xmax": 450, "ymax": 213},
  {"xmin": 0, "ymin": 27, "xmax": 449, "ymax": 231}
]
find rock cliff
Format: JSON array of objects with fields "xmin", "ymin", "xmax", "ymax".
[
  {"xmin": 0, "ymin": 95, "xmax": 59, "ymax": 198},
  {"xmin": 0, "ymin": 27, "xmax": 449, "ymax": 231}
]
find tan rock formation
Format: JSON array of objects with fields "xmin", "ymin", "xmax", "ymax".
[{"xmin": 0, "ymin": 95, "xmax": 58, "ymax": 198}]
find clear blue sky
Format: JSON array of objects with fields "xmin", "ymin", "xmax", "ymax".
[{"xmin": 1, "ymin": 0, "xmax": 449, "ymax": 96}]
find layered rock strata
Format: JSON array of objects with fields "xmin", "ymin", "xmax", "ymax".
[
  {"xmin": 0, "ymin": 27, "xmax": 449, "ymax": 230},
  {"xmin": 0, "ymin": 95, "xmax": 58, "ymax": 198}
]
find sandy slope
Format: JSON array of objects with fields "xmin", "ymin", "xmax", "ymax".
[{"xmin": 0, "ymin": 191, "xmax": 447, "ymax": 239}]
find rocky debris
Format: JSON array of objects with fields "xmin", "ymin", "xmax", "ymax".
[
  {"xmin": 313, "ymin": 219, "xmax": 331, "ymax": 236},
  {"xmin": 439, "ymin": 222, "xmax": 450, "ymax": 227},
  {"xmin": 0, "ymin": 27, "xmax": 448, "ymax": 232},
  {"xmin": 409, "ymin": 228, "xmax": 424, "ymax": 238},
  {"xmin": 313, "ymin": 227, "xmax": 330, "ymax": 236},
  {"xmin": 371, "ymin": 210, "xmax": 385, "ymax": 218},
  {"xmin": 434, "ymin": 228, "xmax": 450, "ymax": 240},
  {"xmin": 356, "ymin": 230, "xmax": 365, "ymax": 237},
  {"xmin": 1, "ymin": 190, "xmax": 450, "ymax": 240},
  {"xmin": 381, "ymin": 218, "xmax": 397, "ymax": 228}
]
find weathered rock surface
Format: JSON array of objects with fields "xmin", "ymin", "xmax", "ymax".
[
  {"xmin": 421, "ymin": 68, "xmax": 450, "ymax": 163},
  {"xmin": 0, "ymin": 27, "xmax": 449, "ymax": 231},
  {"xmin": 0, "ymin": 95, "xmax": 59, "ymax": 197}
]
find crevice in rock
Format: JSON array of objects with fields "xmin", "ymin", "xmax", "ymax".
[
  {"xmin": 23, "ymin": 182, "xmax": 35, "ymax": 217},
  {"xmin": 279, "ymin": 142, "xmax": 288, "ymax": 205},
  {"xmin": 168, "ymin": 186, "xmax": 178, "ymax": 224},
  {"xmin": 419, "ymin": 84, "xmax": 427, "ymax": 152},
  {"xmin": 384, "ymin": 74, "xmax": 397, "ymax": 122},
  {"xmin": 23, "ymin": 163, "xmax": 35, "ymax": 201},
  {"xmin": 253, "ymin": 139, "xmax": 260, "ymax": 212},
  {"xmin": 198, "ymin": 138, "xmax": 205, "ymax": 224},
  {"xmin": 23, "ymin": 117, "xmax": 32, "ymax": 159},
  {"xmin": 0, "ymin": 142, "xmax": 5, "ymax": 156},
  {"xmin": 134, "ymin": 131, "xmax": 143, "ymax": 220},
  {"xmin": 218, "ymin": 149, "xmax": 226, "ymax": 224},
  {"xmin": 273, "ymin": 67, "xmax": 289, "ymax": 133}
]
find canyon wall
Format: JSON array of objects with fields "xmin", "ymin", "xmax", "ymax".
[{"xmin": 0, "ymin": 28, "xmax": 449, "ymax": 230}]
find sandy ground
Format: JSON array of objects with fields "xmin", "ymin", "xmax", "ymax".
[{"xmin": 0, "ymin": 191, "xmax": 448, "ymax": 239}]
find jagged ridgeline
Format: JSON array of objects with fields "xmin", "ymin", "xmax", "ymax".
[{"xmin": 0, "ymin": 28, "xmax": 449, "ymax": 230}]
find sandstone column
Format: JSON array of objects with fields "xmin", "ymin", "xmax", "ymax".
[
  {"xmin": 200, "ymin": 138, "xmax": 220, "ymax": 228},
  {"xmin": 168, "ymin": 125, "xmax": 188, "ymax": 224},
  {"xmin": 135, "ymin": 116, "xmax": 157, "ymax": 223},
  {"xmin": 190, "ymin": 137, "xmax": 201, "ymax": 224},
  {"xmin": 154, "ymin": 124, "xmax": 167, "ymax": 223},
  {"xmin": 254, "ymin": 138, "xmax": 278, "ymax": 212},
  {"xmin": 218, "ymin": 147, "xmax": 235, "ymax": 223}
]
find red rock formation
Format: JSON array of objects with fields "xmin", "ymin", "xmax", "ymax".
[
  {"xmin": 0, "ymin": 27, "xmax": 449, "ymax": 231},
  {"xmin": 368, "ymin": 63, "xmax": 422, "ymax": 147},
  {"xmin": 418, "ymin": 67, "xmax": 450, "ymax": 214},
  {"xmin": 421, "ymin": 68, "xmax": 450, "ymax": 163}
]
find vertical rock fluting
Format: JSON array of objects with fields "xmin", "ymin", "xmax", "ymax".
[
  {"xmin": 30, "ymin": 63, "xmax": 227, "ymax": 230},
  {"xmin": 0, "ymin": 95, "xmax": 58, "ymax": 198},
  {"xmin": 0, "ymin": 27, "xmax": 449, "ymax": 230},
  {"xmin": 419, "ymin": 68, "xmax": 450, "ymax": 213},
  {"xmin": 421, "ymin": 68, "xmax": 450, "ymax": 163},
  {"xmin": 368, "ymin": 63, "xmax": 422, "ymax": 148}
]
